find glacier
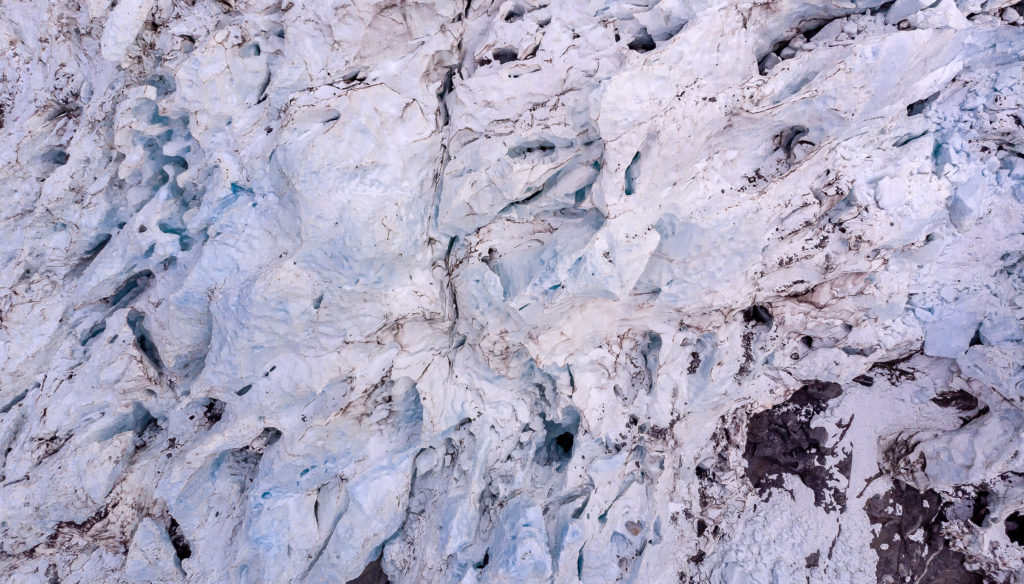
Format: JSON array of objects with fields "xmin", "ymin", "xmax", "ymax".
[{"xmin": 1, "ymin": 0, "xmax": 1024, "ymax": 582}]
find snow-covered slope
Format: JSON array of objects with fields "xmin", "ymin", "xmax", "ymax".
[{"xmin": 2, "ymin": 0, "xmax": 1023, "ymax": 582}]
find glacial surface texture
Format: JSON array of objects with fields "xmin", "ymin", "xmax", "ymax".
[{"xmin": 2, "ymin": 0, "xmax": 1024, "ymax": 582}]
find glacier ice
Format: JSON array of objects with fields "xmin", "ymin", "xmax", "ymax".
[{"xmin": 2, "ymin": 0, "xmax": 1024, "ymax": 582}]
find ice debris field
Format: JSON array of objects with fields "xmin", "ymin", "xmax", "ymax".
[{"xmin": 2, "ymin": 0, "xmax": 1024, "ymax": 582}]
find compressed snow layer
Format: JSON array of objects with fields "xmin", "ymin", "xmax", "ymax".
[
  {"xmin": 1, "ymin": 0, "xmax": 1024, "ymax": 583},
  {"xmin": 100, "ymin": 0, "xmax": 157, "ymax": 63}
]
